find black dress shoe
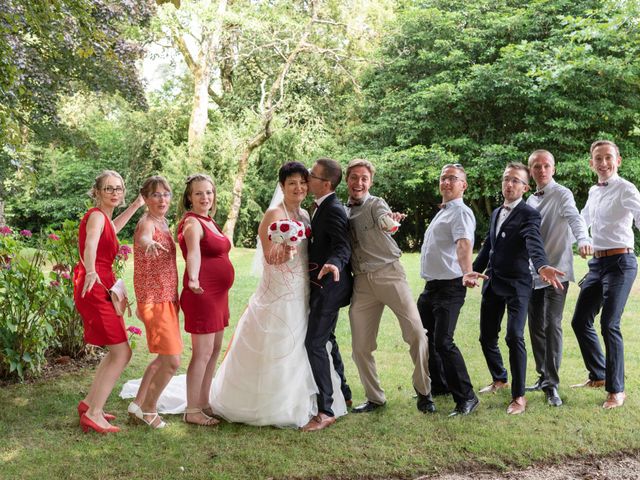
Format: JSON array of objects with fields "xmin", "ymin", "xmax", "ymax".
[
  {"xmin": 416, "ymin": 392, "xmax": 436, "ymax": 413},
  {"xmin": 544, "ymin": 387, "xmax": 563, "ymax": 407},
  {"xmin": 448, "ymin": 396, "xmax": 479, "ymax": 417},
  {"xmin": 525, "ymin": 377, "xmax": 544, "ymax": 392},
  {"xmin": 351, "ymin": 400, "xmax": 385, "ymax": 413}
]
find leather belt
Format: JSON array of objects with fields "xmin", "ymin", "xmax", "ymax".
[{"xmin": 594, "ymin": 248, "xmax": 633, "ymax": 258}]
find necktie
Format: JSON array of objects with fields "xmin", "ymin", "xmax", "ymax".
[
  {"xmin": 310, "ymin": 202, "xmax": 319, "ymax": 218},
  {"xmin": 597, "ymin": 182, "xmax": 609, "ymax": 187},
  {"xmin": 533, "ymin": 190, "xmax": 544, "ymax": 196}
]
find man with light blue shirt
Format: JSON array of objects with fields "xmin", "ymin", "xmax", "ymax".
[
  {"xmin": 571, "ymin": 140, "xmax": 640, "ymax": 409},
  {"xmin": 525, "ymin": 150, "xmax": 592, "ymax": 407},
  {"xmin": 417, "ymin": 164, "xmax": 487, "ymax": 416}
]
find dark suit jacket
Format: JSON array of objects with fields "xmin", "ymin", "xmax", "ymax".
[
  {"xmin": 308, "ymin": 192, "xmax": 353, "ymax": 310},
  {"xmin": 473, "ymin": 201, "xmax": 549, "ymax": 297}
]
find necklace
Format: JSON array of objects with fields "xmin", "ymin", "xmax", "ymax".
[{"xmin": 147, "ymin": 213, "xmax": 167, "ymax": 226}]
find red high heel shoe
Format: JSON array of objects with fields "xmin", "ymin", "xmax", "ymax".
[
  {"xmin": 77, "ymin": 400, "xmax": 116, "ymax": 421},
  {"xmin": 80, "ymin": 413, "xmax": 120, "ymax": 434}
]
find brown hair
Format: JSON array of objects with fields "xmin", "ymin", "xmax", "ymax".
[
  {"xmin": 181, "ymin": 173, "xmax": 216, "ymax": 215},
  {"xmin": 88, "ymin": 170, "xmax": 126, "ymax": 207},
  {"xmin": 140, "ymin": 175, "xmax": 172, "ymax": 198},
  {"xmin": 505, "ymin": 162, "xmax": 530, "ymax": 182},
  {"xmin": 346, "ymin": 158, "xmax": 375, "ymax": 180},
  {"xmin": 314, "ymin": 158, "xmax": 343, "ymax": 190},
  {"xmin": 590, "ymin": 140, "xmax": 620, "ymax": 156}
]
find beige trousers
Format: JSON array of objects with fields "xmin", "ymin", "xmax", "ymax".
[{"xmin": 349, "ymin": 261, "xmax": 431, "ymax": 404}]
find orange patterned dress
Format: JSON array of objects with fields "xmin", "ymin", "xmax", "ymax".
[{"xmin": 133, "ymin": 225, "xmax": 183, "ymax": 355}]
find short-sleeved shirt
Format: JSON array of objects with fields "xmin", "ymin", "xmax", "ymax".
[
  {"xmin": 420, "ymin": 198, "xmax": 475, "ymax": 281},
  {"xmin": 348, "ymin": 194, "xmax": 401, "ymax": 274}
]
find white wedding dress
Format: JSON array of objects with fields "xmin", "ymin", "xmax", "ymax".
[{"xmin": 120, "ymin": 234, "xmax": 346, "ymax": 428}]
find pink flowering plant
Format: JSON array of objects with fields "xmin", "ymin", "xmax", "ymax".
[
  {"xmin": 0, "ymin": 220, "xmax": 85, "ymax": 380},
  {"xmin": 126, "ymin": 325, "xmax": 143, "ymax": 349},
  {"xmin": 114, "ymin": 244, "xmax": 132, "ymax": 278},
  {"xmin": 0, "ymin": 226, "xmax": 54, "ymax": 380}
]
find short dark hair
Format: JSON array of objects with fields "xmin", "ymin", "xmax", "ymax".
[
  {"xmin": 505, "ymin": 162, "xmax": 530, "ymax": 181},
  {"xmin": 315, "ymin": 158, "xmax": 342, "ymax": 190},
  {"xmin": 590, "ymin": 140, "xmax": 620, "ymax": 156},
  {"xmin": 278, "ymin": 162, "xmax": 309, "ymax": 185}
]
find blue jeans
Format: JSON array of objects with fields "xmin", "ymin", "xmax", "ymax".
[{"xmin": 571, "ymin": 254, "xmax": 637, "ymax": 393}]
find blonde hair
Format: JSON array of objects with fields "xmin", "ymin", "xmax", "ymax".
[
  {"xmin": 88, "ymin": 170, "xmax": 126, "ymax": 207},
  {"xmin": 527, "ymin": 150, "xmax": 555, "ymax": 168},
  {"xmin": 346, "ymin": 158, "xmax": 376, "ymax": 179}
]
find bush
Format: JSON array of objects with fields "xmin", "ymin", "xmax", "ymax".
[{"xmin": 0, "ymin": 227, "xmax": 56, "ymax": 380}]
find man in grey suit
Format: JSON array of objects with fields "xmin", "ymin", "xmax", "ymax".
[{"xmin": 525, "ymin": 150, "xmax": 592, "ymax": 407}]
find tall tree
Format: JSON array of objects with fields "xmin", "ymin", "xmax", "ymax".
[
  {"xmin": 351, "ymin": 0, "xmax": 640, "ymax": 241},
  {"xmin": 156, "ymin": 0, "xmax": 389, "ymax": 242}
]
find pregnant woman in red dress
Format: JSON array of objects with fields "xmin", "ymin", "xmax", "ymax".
[
  {"xmin": 73, "ymin": 170, "xmax": 144, "ymax": 434},
  {"xmin": 177, "ymin": 173, "xmax": 234, "ymax": 426}
]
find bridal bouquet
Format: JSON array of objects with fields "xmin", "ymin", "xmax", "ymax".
[{"xmin": 268, "ymin": 219, "xmax": 307, "ymax": 245}]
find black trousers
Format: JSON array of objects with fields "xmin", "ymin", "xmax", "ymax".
[
  {"xmin": 306, "ymin": 305, "xmax": 340, "ymax": 416},
  {"xmin": 479, "ymin": 286, "xmax": 530, "ymax": 398},
  {"xmin": 417, "ymin": 278, "xmax": 474, "ymax": 405}
]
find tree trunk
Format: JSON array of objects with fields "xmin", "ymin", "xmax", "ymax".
[
  {"xmin": 222, "ymin": 130, "xmax": 271, "ymax": 243},
  {"xmin": 187, "ymin": 65, "xmax": 211, "ymax": 169},
  {"xmin": 0, "ymin": 201, "xmax": 5, "ymax": 226}
]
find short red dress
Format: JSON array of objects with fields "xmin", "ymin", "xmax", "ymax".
[
  {"xmin": 178, "ymin": 212, "xmax": 235, "ymax": 334},
  {"xmin": 73, "ymin": 208, "xmax": 127, "ymax": 346}
]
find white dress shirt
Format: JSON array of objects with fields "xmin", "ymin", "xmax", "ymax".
[
  {"xmin": 420, "ymin": 198, "xmax": 476, "ymax": 281},
  {"xmin": 495, "ymin": 198, "xmax": 522, "ymax": 235},
  {"xmin": 581, "ymin": 174, "xmax": 640, "ymax": 251},
  {"xmin": 527, "ymin": 180, "xmax": 591, "ymax": 288}
]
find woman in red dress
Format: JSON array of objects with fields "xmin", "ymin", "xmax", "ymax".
[
  {"xmin": 73, "ymin": 170, "xmax": 144, "ymax": 434},
  {"xmin": 178, "ymin": 173, "xmax": 234, "ymax": 426}
]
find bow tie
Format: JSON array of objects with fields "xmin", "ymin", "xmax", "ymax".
[
  {"xmin": 501, "ymin": 205, "xmax": 512, "ymax": 211},
  {"xmin": 347, "ymin": 200, "xmax": 363, "ymax": 207},
  {"xmin": 533, "ymin": 190, "xmax": 544, "ymax": 197},
  {"xmin": 596, "ymin": 181, "xmax": 609, "ymax": 187}
]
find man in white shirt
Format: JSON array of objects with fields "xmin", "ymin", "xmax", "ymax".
[
  {"xmin": 570, "ymin": 140, "xmax": 640, "ymax": 409},
  {"xmin": 525, "ymin": 150, "xmax": 592, "ymax": 407},
  {"xmin": 417, "ymin": 164, "xmax": 487, "ymax": 416}
]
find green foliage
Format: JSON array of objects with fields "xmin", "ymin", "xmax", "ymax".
[
  {"xmin": 0, "ymin": 228, "xmax": 55, "ymax": 380},
  {"xmin": 350, "ymin": 0, "xmax": 640, "ymax": 247}
]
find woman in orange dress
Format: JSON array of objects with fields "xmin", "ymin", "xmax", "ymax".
[
  {"xmin": 73, "ymin": 170, "xmax": 144, "ymax": 434},
  {"xmin": 127, "ymin": 176, "xmax": 182, "ymax": 429},
  {"xmin": 177, "ymin": 174, "xmax": 234, "ymax": 426}
]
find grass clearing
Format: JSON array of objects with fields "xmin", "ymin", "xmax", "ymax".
[{"xmin": 2, "ymin": 249, "xmax": 640, "ymax": 479}]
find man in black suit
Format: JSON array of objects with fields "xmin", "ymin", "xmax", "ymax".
[
  {"xmin": 301, "ymin": 157, "xmax": 353, "ymax": 432},
  {"xmin": 473, "ymin": 162, "xmax": 564, "ymax": 415}
]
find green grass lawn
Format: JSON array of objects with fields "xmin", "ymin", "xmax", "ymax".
[{"xmin": 2, "ymin": 249, "xmax": 640, "ymax": 479}]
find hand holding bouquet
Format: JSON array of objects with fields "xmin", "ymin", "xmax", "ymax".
[{"xmin": 268, "ymin": 219, "xmax": 307, "ymax": 261}]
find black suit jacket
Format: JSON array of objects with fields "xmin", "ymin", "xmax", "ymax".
[
  {"xmin": 308, "ymin": 192, "xmax": 353, "ymax": 310},
  {"xmin": 473, "ymin": 201, "xmax": 549, "ymax": 297}
]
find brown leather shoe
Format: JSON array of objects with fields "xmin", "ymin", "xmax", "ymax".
[
  {"xmin": 301, "ymin": 413, "xmax": 336, "ymax": 432},
  {"xmin": 603, "ymin": 392, "xmax": 626, "ymax": 409},
  {"xmin": 570, "ymin": 379, "xmax": 605, "ymax": 388},
  {"xmin": 478, "ymin": 380, "xmax": 510, "ymax": 394},
  {"xmin": 506, "ymin": 396, "xmax": 527, "ymax": 415}
]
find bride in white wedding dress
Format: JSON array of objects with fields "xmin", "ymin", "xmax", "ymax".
[{"xmin": 120, "ymin": 162, "xmax": 346, "ymax": 428}]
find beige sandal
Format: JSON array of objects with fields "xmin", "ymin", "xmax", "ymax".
[{"xmin": 183, "ymin": 408, "xmax": 219, "ymax": 427}]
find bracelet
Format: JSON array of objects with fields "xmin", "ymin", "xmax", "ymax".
[{"xmin": 85, "ymin": 271, "xmax": 97, "ymax": 276}]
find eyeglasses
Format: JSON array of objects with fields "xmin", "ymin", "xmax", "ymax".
[
  {"xmin": 308, "ymin": 170, "xmax": 329, "ymax": 182},
  {"xmin": 150, "ymin": 192, "xmax": 172, "ymax": 200},
  {"xmin": 440, "ymin": 175, "xmax": 462, "ymax": 183},
  {"xmin": 103, "ymin": 186, "xmax": 124, "ymax": 194},
  {"xmin": 502, "ymin": 176, "xmax": 528, "ymax": 186}
]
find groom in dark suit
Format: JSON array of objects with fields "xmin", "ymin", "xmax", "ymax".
[
  {"xmin": 302, "ymin": 157, "xmax": 353, "ymax": 432},
  {"xmin": 473, "ymin": 162, "xmax": 564, "ymax": 415}
]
